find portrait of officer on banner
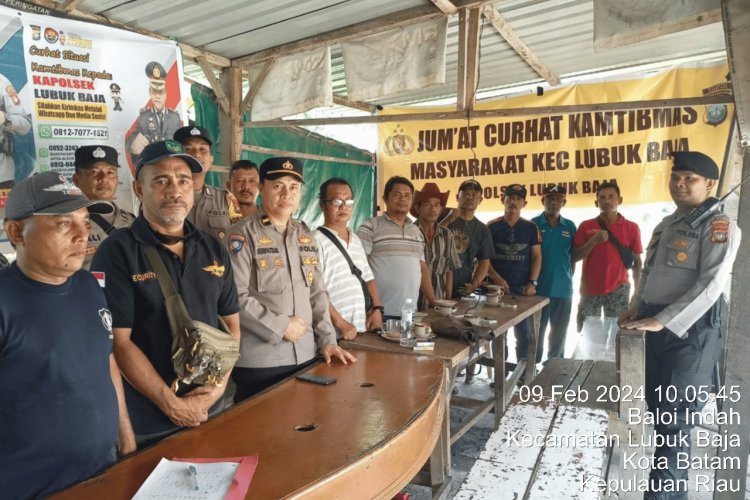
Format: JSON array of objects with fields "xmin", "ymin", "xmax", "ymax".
[
  {"xmin": 0, "ymin": 72, "xmax": 32, "ymax": 190},
  {"xmin": 126, "ymin": 61, "xmax": 182, "ymax": 167}
]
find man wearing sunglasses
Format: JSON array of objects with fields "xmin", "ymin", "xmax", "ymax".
[{"xmin": 314, "ymin": 178, "xmax": 383, "ymax": 339}]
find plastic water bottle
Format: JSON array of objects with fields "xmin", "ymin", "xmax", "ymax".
[{"xmin": 400, "ymin": 298, "xmax": 415, "ymax": 347}]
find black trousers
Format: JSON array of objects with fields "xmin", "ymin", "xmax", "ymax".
[
  {"xmin": 232, "ymin": 358, "xmax": 316, "ymax": 404},
  {"xmin": 641, "ymin": 298, "xmax": 726, "ymax": 500}
]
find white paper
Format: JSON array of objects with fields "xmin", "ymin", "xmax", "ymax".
[{"xmin": 132, "ymin": 458, "xmax": 238, "ymax": 500}]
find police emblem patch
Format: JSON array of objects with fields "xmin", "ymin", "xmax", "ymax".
[
  {"xmin": 190, "ymin": 127, "xmax": 201, "ymax": 136},
  {"xmin": 93, "ymin": 147, "xmax": 106, "ymax": 159},
  {"xmin": 258, "ymin": 258, "xmax": 269, "ymax": 270},
  {"xmin": 282, "ymin": 161, "xmax": 294, "ymax": 170},
  {"xmin": 710, "ymin": 219, "xmax": 729, "ymax": 243},
  {"xmin": 307, "ymin": 270, "xmax": 314, "ymax": 284},
  {"xmin": 298, "ymin": 235, "xmax": 312, "ymax": 244},
  {"xmin": 165, "ymin": 140, "xmax": 181, "ymax": 153},
  {"xmin": 258, "ymin": 236, "xmax": 273, "ymax": 246},
  {"xmin": 676, "ymin": 251, "xmax": 688, "ymax": 263},
  {"xmin": 202, "ymin": 260, "xmax": 225, "ymax": 277},
  {"xmin": 273, "ymin": 257, "xmax": 283, "ymax": 268},
  {"xmin": 672, "ymin": 239, "xmax": 689, "ymax": 249},
  {"xmin": 229, "ymin": 234, "xmax": 245, "ymax": 254}
]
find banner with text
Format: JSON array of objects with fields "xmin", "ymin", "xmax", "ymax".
[
  {"xmin": 378, "ymin": 64, "xmax": 733, "ymax": 211},
  {"xmin": 0, "ymin": 2, "xmax": 186, "ymax": 250}
]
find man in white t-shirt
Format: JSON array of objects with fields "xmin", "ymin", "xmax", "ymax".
[{"xmin": 314, "ymin": 178, "xmax": 384, "ymax": 339}]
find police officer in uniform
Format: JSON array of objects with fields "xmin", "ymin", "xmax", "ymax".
[
  {"xmin": 228, "ymin": 157, "xmax": 356, "ymax": 402},
  {"xmin": 72, "ymin": 145, "xmax": 136, "ymax": 269},
  {"xmin": 0, "ymin": 72, "xmax": 32, "ymax": 187},
  {"xmin": 619, "ymin": 151, "xmax": 741, "ymax": 499},
  {"xmin": 174, "ymin": 125, "xmax": 241, "ymax": 241},
  {"xmin": 110, "ymin": 83, "xmax": 123, "ymax": 111},
  {"xmin": 128, "ymin": 62, "xmax": 181, "ymax": 165}
]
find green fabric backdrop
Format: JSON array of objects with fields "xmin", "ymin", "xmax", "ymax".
[{"xmin": 191, "ymin": 84, "xmax": 375, "ymax": 229}]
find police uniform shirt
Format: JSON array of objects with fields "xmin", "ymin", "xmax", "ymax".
[
  {"xmin": 635, "ymin": 210, "xmax": 740, "ymax": 337},
  {"xmin": 90, "ymin": 215, "xmax": 239, "ymax": 434},
  {"xmin": 187, "ymin": 184, "xmax": 242, "ymax": 242},
  {"xmin": 136, "ymin": 106, "xmax": 181, "ymax": 143},
  {"xmin": 83, "ymin": 202, "xmax": 136, "ymax": 269},
  {"xmin": 228, "ymin": 212, "xmax": 337, "ymax": 369}
]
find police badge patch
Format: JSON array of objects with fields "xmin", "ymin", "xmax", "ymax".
[{"xmin": 229, "ymin": 234, "xmax": 245, "ymax": 254}]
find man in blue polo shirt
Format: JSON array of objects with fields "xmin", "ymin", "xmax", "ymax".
[
  {"xmin": 488, "ymin": 184, "xmax": 542, "ymax": 362},
  {"xmin": 532, "ymin": 184, "xmax": 577, "ymax": 361}
]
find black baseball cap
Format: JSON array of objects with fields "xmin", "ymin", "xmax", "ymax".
[
  {"xmin": 671, "ymin": 151, "xmax": 719, "ymax": 180},
  {"xmin": 5, "ymin": 171, "xmax": 113, "ymax": 220},
  {"xmin": 541, "ymin": 184, "xmax": 567, "ymax": 196},
  {"xmin": 458, "ymin": 179, "xmax": 482, "ymax": 192},
  {"xmin": 504, "ymin": 184, "xmax": 527, "ymax": 199},
  {"xmin": 74, "ymin": 145, "xmax": 120, "ymax": 170},
  {"xmin": 173, "ymin": 125, "xmax": 213, "ymax": 146},
  {"xmin": 135, "ymin": 140, "xmax": 203, "ymax": 178},
  {"xmin": 259, "ymin": 157, "xmax": 304, "ymax": 183}
]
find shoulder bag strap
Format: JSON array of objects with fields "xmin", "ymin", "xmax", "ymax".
[
  {"xmin": 596, "ymin": 216, "xmax": 627, "ymax": 252},
  {"xmin": 143, "ymin": 245, "xmax": 179, "ymax": 298},
  {"xmin": 317, "ymin": 226, "xmax": 362, "ymax": 278},
  {"xmin": 143, "ymin": 245, "xmax": 194, "ymax": 334},
  {"xmin": 91, "ymin": 213, "xmax": 116, "ymax": 235}
]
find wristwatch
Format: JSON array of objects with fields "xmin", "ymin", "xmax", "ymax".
[
  {"xmin": 528, "ymin": 280, "xmax": 538, "ymax": 287},
  {"xmin": 371, "ymin": 305, "xmax": 385, "ymax": 313}
]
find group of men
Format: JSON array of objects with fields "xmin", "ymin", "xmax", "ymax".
[{"xmin": 0, "ymin": 131, "xmax": 739, "ymax": 499}]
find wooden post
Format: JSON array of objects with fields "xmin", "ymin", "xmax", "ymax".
[
  {"xmin": 456, "ymin": 7, "xmax": 481, "ymax": 112},
  {"xmin": 216, "ymin": 69, "xmax": 233, "ymax": 168},
  {"xmin": 609, "ymin": 328, "xmax": 646, "ymax": 500},
  {"xmin": 229, "ymin": 66, "xmax": 243, "ymax": 164}
]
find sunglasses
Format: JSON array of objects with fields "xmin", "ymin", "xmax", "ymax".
[{"xmin": 323, "ymin": 198, "xmax": 355, "ymax": 207}]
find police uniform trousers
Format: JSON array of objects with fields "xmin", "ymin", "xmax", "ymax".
[{"xmin": 640, "ymin": 297, "xmax": 726, "ymax": 499}]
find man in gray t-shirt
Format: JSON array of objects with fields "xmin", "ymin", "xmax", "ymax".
[{"xmin": 441, "ymin": 179, "xmax": 494, "ymax": 296}]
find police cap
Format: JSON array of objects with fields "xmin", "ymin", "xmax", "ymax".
[
  {"xmin": 671, "ymin": 151, "xmax": 719, "ymax": 180},
  {"xmin": 145, "ymin": 61, "xmax": 167, "ymax": 90},
  {"xmin": 541, "ymin": 183, "xmax": 566, "ymax": 196},
  {"xmin": 173, "ymin": 125, "xmax": 213, "ymax": 146},
  {"xmin": 110, "ymin": 83, "xmax": 121, "ymax": 91},
  {"xmin": 74, "ymin": 145, "xmax": 120, "ymax": 170},
  {"xmin": 458, "ymin": 179, "xmax": 482, "ymax": 193},
  {"xmin": 6, "ymin": 171, "xmax": 113, "ymax": 220},
  {"xmin": 259, "ymin": 157, "xmax": 304, "ymax": 183},
  {"xmin": 504, "ymin": 184, "xmax": 527, "ymax": 199},
  {"xmin": 135, "ymin": 140, "xmax": 203, "ymax": 178}
]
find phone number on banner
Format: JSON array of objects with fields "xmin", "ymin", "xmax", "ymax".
[{"xmin": 42, "ymin": 125, "xmax": 109, "ymax": 140}]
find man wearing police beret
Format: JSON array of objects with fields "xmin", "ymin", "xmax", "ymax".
[
  {"xmin": 72, "ymin": 144, "xmax": 135, "ymax": 269},
  {"xmin": 173, "ymin": 125, "xmax": 242, "ymax": 241},
  {"xmin": 619, "ymin": 151, "xmax": 740, "ymax": 498},
  {"xmin": 91, "ymin": 140, "xmax": 240, "ymax": 447},
  {"xmin": 228, "ymin": 157, "xmax": 356, "ymax": 402},
  {"xmin": 127, "ymin": 61, "xmax": 182, "ymax": 164}
]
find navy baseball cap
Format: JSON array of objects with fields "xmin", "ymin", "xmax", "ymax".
[
  {"xmin": 135, "ymin": 140, "xmax": 203, "ymax": 178},
  {"xmin": 74, "ymin": 145, "xmax": 120, "ymax": 170},
  {"xmin": 259, "ymin": 157, "xmax": 304, "ymax": 183},
  {"xmin": 671, "ymin": 151, "xmax": 719, "ymax": 180},
  {"xmin": 504, "ymin": 184, "xmax": 527, "ymax": 199},
  {"xmin": 541, "ymin": 184, "xmax": 567, "ymax": 196},
  {"xmin": 173, "ymin": 125, "xmax": 213, "ymax": 146},
  {"xmin": 6, "ymin": 171, "xmax": 113, "ymax": 220}
]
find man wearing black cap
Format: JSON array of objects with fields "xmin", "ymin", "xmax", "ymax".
[
  {"xmin": 91, "ymin": 140, "xmax": 240, "ymax": 447},
  {"xmin": 0, "ymin": 172, "xmax": 135, "ymax": 498},
  {"xmin": 619, "ymin": 151, "xmax": 740, "ymax": 498},
  {"xmin": 228, "ymin": 157, "xmax": 356, "ymax": 401},
  {"xmin": 440, "ymin": 179, "xmax": 494, "ymax": 296},
  {"xmin": 127, "ymin": 61, "xmax": 182, "ymax": 163},
  {"xmin": 531, "ymin": 184, "xmax": 577, "ymax": 361},
  {"xmin": 487, "ymin": 184, "xmax": 542, "ymax": 363},
  {"xmin": 174, "ymin": 125, "xmax": 242, "ymax": 241},
  {"xmin": 72, "ymin": 144, "xmax": 135, "ymax": 269}
]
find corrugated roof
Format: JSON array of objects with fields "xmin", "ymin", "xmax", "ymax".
[{"xmin": 75, "ymin": 0, "xmax": 727, "ymax": 106}]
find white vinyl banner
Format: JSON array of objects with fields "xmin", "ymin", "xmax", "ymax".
[
  {"xmin": 341, "ymin": 17, "xmax": 447, "ymax": 101},
  {"xmin": 0, "ymin": 2, "xmax": 186, "ymax": 250},
  {"xmin": 250, "ymin": 47, "xmax": 332, "ymax": 122}
]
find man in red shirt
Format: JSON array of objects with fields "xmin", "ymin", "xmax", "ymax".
[{"xmin": 573, "ymin": 182, "xmax": 642, "ymax": 330}]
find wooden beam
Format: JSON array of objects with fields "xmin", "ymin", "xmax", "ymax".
[
  {"xmin": 240, "ymin": 61, "xmax": 272, "ymax": 115},
  {"xmin": 232, "ymin": 0, "xmax": 491, "ymax": 67},
  {"xmin": 483, "ymin": 5, "xmax": 560, "ymax": 86},
  {"xmin": 332, "ymin": 95, "xmax": 379, "ymax": 113},
  {"xmin": 229, "ymin": 66, "xmax": 243, "ymax": 164},
  {"xmin": 243, "ymin": 94, "xmax": 733, "ymax": 127},
  {"xmin": 457, "ymin": 7, "xmax": 482, "ymax": 111},
  {"xmin": 430, "ymin": 0, "xmax": 458, "ymax": 15},
  {"xmin": 59, "ymin": 0, "xmax": 85, "ymax": 12},
  {"xmin": 241, "ymin": 145, "xmax": 374, "ymax": 166},
  {"xmin": 196, "ymin": 57, "xmax": 230, "ymax": 115}
]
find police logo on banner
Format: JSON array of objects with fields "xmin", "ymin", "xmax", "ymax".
[{"xmin": 229, "ymin": 234, "xmax": 245, "ymax": 254}]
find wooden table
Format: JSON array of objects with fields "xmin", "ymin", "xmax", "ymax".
[
  {"xmin": 341, "ymin": 294, "xmax": 549, "ymax": 498},
  {"xmin": 54, "ymin": 351, "xmax": 445, "ymax": 500}
]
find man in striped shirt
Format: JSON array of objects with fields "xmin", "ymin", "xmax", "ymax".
[
  {"xmin": 357, "ymin": 176, "xmax": 436, "ymax": 318},
  {"xmin": 314, "ymin": 178, "xmax": 384, "ymax": 339}
]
